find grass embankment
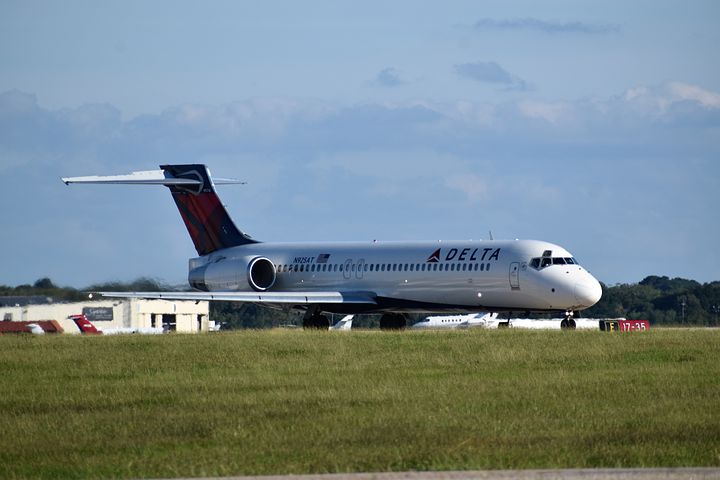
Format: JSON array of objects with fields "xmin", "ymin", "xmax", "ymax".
[{"xmin": 0, "ymin": 329, "xmax": 718, "ymax": 478}]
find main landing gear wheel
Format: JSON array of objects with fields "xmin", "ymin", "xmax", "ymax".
[
  {"xmin": 379, "ymin": 313, "xmax": 407, "ymax": 330},
  {"xmin": 303, "ymin": 314, "xmax": 330, "ymax": 330}
]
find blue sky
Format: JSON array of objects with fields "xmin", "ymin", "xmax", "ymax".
[{"xmin": 1, "ymin": 0, "xmax": 719, "ymax": 288}]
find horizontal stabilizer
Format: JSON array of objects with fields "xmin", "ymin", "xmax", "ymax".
[
  {"xmin": 63, "ymin": 164, "xmax": 255, "ymax": 254},
  {"xmin": 61, "ymin": 169, "xmax": 243, "ymax": 186},
  {"xmin": 96, "ymin": 290, "xmax": 378, "ymax": 304}
]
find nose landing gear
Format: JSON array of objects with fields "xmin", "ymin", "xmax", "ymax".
[{"xmin": 560, "ymin": 310, "xmax": 576, "ymax": 330}]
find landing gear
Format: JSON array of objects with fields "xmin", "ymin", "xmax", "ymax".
[
  {"xmin": 379, "ymin": 313, "xmax": 407, "ymax": 330},
  {"xmin": 302, "ymin": 307, "xmax": 330, "ymax": 329},
  {"xmin": 560, "ymin": 310, "xmax": 576, "ymax": 330}
]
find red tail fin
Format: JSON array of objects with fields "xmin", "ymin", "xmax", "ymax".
[
  {"xmin": 160, "ymin": 164, "xmax": 257, "ymax": 255},
  {"xmin": 71, "ymin": 315, "xmax": 102, "ymax": 334}
]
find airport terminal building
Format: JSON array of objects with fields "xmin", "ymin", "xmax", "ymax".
[{"xmin": 0, "ymin": 297, "xmax": 211, "ymax": 334}]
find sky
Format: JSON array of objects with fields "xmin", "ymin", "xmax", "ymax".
[{"xmin": 1, "ymin": 0, "xmax": 719, "ymax": 288}]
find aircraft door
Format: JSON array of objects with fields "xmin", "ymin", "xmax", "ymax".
[
  {"xmin": 343, "ymin": 259, "xmax": 352, "ymax": 280},
  {"xmin": 356, "ymin": 259, "xmax": 365, "ymax": 280},
  {"xmin": 509, "ymin": 262, "xmax": 520, "ymax": 290}
]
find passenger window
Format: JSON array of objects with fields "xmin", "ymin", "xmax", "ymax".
[
  {"xmin": 410, "ymin": 264, "xmax": 414, "ymax": 271},
  {"xmin": 486, "ymin": 263, "xmax": 491, "ymax": 271},
  {"xmin": 480, "ymin": 263, "xmax": 484, "ymax": 271}
]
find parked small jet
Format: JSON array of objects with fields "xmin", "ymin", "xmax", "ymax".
[
  {"xmin": 25, "ymin": 323, "xmax": 46, "ymax": 335},
  {"xmin": 411, "ymin": 312, "xmax": 504, "ymax": 329},
  {"xmin": 71, "ymin": 314, "xmax": 164, "ymax": 335},
  {"xmin": 329, "ymin": 315, "xmax": 354, "ymax": 330},
  {"xmin": 63, "ymin": 164, "xmax": 602, "ymax": 329}
]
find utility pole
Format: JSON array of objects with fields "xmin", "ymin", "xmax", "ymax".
[{"xmin": 680, "ymin": 296, "xmax": 687, "ymax": 324}]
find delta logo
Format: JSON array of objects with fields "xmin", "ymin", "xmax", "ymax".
[{"xmin": 426, "ymin": 247, "xmax": 501, "ymax": 263}]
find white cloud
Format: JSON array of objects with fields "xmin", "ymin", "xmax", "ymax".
[
  {"xmin": 668, "ymin": 82, "xmax": 720, "ymax": 109},
  {"xmin": 518, "ymin": 101, "xmax": 572, "ymax": 124},
  {"xmin": 444, "ymin": 173, "xmax": 489, "ymax": 202}
]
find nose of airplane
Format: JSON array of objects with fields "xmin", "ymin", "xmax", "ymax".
[{"xmin": 574, "ymin": 277, "xmax": 602, "ymax": 308}]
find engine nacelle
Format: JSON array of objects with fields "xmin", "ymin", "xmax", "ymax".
[{"xmin": 247, "ymin": 256, "xmax": 276, "ymax": 291}]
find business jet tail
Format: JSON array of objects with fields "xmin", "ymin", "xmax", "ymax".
[{"xmin": 71, "ymin": 314, "xmax": 102, "ymax": 334}]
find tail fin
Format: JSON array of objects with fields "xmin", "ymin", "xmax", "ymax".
[
  {"xmin": 62, "ymin": 164, "xmax": 257, "ymax": 256},
  {"xmin": 71, "ymin": 315, "xmax": 101, "ymax": 334},
  {"xmin": 160, "ymin": 164, "xmax": 257, "ymax": 255}
]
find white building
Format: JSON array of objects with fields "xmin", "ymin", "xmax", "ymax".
[{"xmin": 0, "ymin": 298, "xmax": 211, "ymax": 334}]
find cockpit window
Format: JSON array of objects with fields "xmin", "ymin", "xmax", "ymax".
[{"xmin": 530, "ymin": 256, "xmax": 579, "ymax": 270}]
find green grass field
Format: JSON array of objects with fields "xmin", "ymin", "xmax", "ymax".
[{"xmin": 1, "ymin": 329, "xmax": 718, "ymax": 479}]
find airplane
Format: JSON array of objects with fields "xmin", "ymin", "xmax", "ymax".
[
  {"xmin": 71, "ymin": 314, "xmax": 164, "ymax": 335},
  {"xmin": 411, "ymin": 312, "xmax": 505, "ymax": 329},
  {"xmin": 329, "ymin": 315, "xmax": 354, "ymax": 330},
  {"xmin": 62, "ymin": 164, "xmax": 602, "ymax": 330},
  {"xmin": 25, "ymin": 323, "xmax": 46, "ymax": 335}
]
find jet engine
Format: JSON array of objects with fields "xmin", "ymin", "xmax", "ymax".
[{"xmin": 247, "ymin": 256, "xmax": 276, "ymax": 291}]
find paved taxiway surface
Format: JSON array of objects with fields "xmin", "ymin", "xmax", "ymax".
[{"xmin": 175, "ymin": 468, "xmax": 720, "ymax": 480}]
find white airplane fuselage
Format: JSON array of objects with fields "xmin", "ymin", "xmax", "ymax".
[{"xmin": 189, "ymin": 239, "xmax": 601, "ymax": 314}]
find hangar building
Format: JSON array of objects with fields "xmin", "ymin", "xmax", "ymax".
[{"xmin": 0, "ymin": 298, "xmax": 211, "ymax": 334}]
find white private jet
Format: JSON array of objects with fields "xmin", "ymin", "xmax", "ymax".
[
  {"xmin": 62, "ymin": 164, "xmax": 602, "ymax": 329},
  {"xmin": 411, "ymin": 312, "xmax": 506, "ymax": 329}
]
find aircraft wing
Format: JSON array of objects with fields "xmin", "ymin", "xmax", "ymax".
[{"xmin": 96, "ymin": 290, "xmax": 377, "ymax": 305}]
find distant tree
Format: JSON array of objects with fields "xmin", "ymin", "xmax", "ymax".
[
  {"xmin": 640, "ymin": 276, "xmax": 700, "ymax": 294},
  {"xmin": 85, "ymin": 277, "xmax": 169, "ymax": 292},
  {"xmin": 33, "ymin": 278, "xmax": 56, "ymax": 289}
]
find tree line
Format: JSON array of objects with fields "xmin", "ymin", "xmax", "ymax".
[{"xmin": 2, "ymin": 275, "xmax": 719, "ymax": 328}]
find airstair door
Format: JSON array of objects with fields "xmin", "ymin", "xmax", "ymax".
[{"xmin": 509, "ymin": 262, "xmax": 520, "ymax": 290}]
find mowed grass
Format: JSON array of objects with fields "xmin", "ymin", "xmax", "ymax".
[{"xmin": 0, "ymin": 329, "xmax": 718, "ymax": 479}]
